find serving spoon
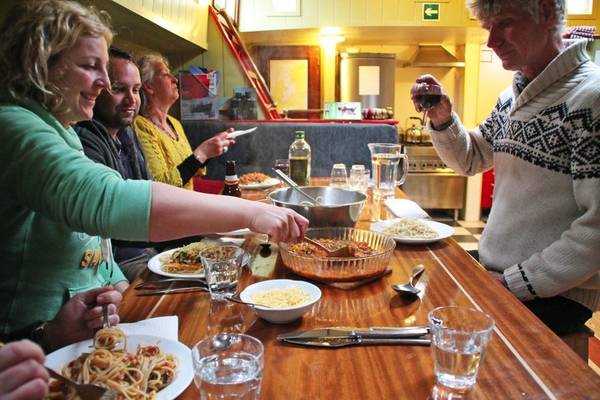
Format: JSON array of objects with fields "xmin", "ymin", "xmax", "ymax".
[
  {"xmin": 303, "ymin": 237, "xmax": 352, "ymax": 258},
  {"xmin": 225, "ymin": 294, "xmax": 273, "ymax": 308},
  {"xmin": 272, "ymin": 168, "xmax": 322, "ymax": 206},
  {"xmin": 392, "ymin": 264, "xmax": 425, "ymax": 295}
]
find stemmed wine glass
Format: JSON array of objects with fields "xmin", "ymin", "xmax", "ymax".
[{"xmin": 414, "ymin": 85, "xmax": 442, "ymax": 129}]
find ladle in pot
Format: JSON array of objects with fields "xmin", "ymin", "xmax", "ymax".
[{"xmin": 272, "ymin": 168, "xmax": 322, "ymax": 206}]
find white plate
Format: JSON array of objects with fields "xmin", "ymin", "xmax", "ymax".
[
  {"xmin": 371, "ymin": 219, "xmax": 455, "ymax": 244},
  {"xmin": 148, "ymin": 247, "xmax": 250, "ymax": 278},
  {"xmin": 240, "ymin": 177, "xmax": 280, "ymax": 190},
  {"xmin": 46, "ymin": 334, "xmax": 193, "ymax": 400}
]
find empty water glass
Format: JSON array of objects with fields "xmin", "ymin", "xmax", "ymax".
[
  {"xmin": 330, "ymin": 163, "xmax": 348, "ymax": 188},
  {"xmin": 349, "ymin": 165, "xmax": 369, "ymax": 193},
  {"xmin": 193, "ymin": 333, "xmax": 264, "ymax": 400}
]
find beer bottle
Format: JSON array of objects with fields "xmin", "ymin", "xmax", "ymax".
[
  {"xmin": 288, "ymin": 130, "xmax": 311, "ymax": 186},
  {"xmin": 223, "ymin": 160, "xmax": 241, "ymax": 197}
]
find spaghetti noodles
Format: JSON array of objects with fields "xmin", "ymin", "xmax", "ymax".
[
  {"xmin": 160, "ymin": 242, "xmax": 217, "ymax": 274},
  {"xmin": 47, "ymin": 328, "xmax": 177, "ymax": 400},
  {"xmin": 382, "ymin": 219, "xmax": 438, "ymax": 239}
]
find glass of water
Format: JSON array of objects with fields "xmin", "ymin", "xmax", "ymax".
[
  {"xmin": 201, "ymin": 246, "xmax": 245, "ymax": 301},
  {"xmin": 193, "ymin": 333, "xmax": 264, "ymax": 400},
  {"xmin": 329, "ymin": 163, "xmax": 348, "ymax": 188},
  {"xmin": 428, "ymin": 306, "xmax": 494, "ymax": 391},
  {"xmin": 349, "ymin": 164, "xmax": 369, "ymax": 193}
]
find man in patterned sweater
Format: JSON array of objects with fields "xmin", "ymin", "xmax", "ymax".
[{"xmin": 411, "ymin": 0, "xmax": 599, "ymax": 357}]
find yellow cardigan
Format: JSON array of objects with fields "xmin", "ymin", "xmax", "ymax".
[{"xmin": 133, "ymin": 115, "xmax": 204, "ymax": 190}]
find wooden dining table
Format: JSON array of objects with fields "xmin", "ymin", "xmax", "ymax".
[{"xmin": 120, "ymin": 179, "xmax": 600, "ymax": 399}]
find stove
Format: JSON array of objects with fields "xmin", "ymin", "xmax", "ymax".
[{"xmin": 401, "ymin": 144, "xmax": 466, "ymax": 220}]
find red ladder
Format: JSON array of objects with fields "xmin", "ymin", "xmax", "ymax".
[{"xmin": 209, "ymin": 6, "xmax": 280, "ymax": 120}]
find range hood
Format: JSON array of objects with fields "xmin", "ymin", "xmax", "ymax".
[{"xmin": 410, "ymin": 45, "xmax": 465, "ymax": 68}]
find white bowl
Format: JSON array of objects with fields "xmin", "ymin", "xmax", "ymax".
[{"xmin": 240, "ymin": 279, "xmax": 321, "ymax": 324}]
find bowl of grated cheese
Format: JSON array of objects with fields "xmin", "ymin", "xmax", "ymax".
[{"xmin": 240, "ymin": 279, "xmax": 321, "ymax": 323}]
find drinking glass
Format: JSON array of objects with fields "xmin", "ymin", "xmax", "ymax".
[
  {"xmin": 193, "ymin": 333, "xmax": 264, "ymax": 400},
  {"xmin": 414, "ymin": 84, "xmax": 442, "ymax": 128},
  {"xmin": 201, "ymin": 246, "xmax": 245, "ymax": 301},
  {"xmin": 274, "ymin": 159, "xmax": 289, "ymax": 178},
  {"xmin": 349, "ymin": 165, "xmax": 369, "ymax": 193},
  {"xmin": 329, "ymin": 163, "xmax": 348, "ymax": 188},
  {"xmin": 367, "ymin": 143, "xmax": 408, "ymax": 199},
  {"xmin": 428, "ymin": 306, "xmax": 494, "ymax": 391}
]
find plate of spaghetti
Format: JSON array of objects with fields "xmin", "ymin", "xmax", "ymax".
[
  {"xmin": 46, "ymin": 328, "xmax": 193, "ymax": 400},
  {"xmin": 148, "ymin": 242, "xmax": 249, "ymax": 278},
  {"xmin": 371, "ymin": 218, "xmax": 454, "ymax": 244},
  {"xmin": 239, "ymin": 172, "xmax": 279, "ymax": 190}
]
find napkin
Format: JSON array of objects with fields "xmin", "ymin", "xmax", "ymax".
[
  {"xmin": 384, "ymin": 199, "xmax": 429, "ymax": 219},
  {"xmin": 117, "ymin": 316, "xmax": 179, "ymax": 341}
]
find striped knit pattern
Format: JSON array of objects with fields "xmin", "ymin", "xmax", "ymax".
[{"xmin": 432, "ymin": 40, "xmax": 600, "ymax": 312}]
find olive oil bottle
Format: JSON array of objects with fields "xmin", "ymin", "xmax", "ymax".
[{"xmin": 288, "ymin": 130, "xmax": 311, "ymax": 186}]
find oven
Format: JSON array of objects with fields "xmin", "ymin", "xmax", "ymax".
[{"xmin": 401, "ymin": 145, "xmax": 466, "ymax": 220}]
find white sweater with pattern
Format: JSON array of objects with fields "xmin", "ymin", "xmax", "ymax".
[{"xmin": 432, "ymin": 40, "xmax": 600, "ymax": 311}]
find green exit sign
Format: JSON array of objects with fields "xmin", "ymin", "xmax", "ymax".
[{"xmin": 423, "ymin": 3, "xmax": 440, "ymax": 21}]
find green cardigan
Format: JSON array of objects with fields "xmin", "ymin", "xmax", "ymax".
[{"xmin": 0, "ymin": 98, "xmax": 152, "ymax": 334}]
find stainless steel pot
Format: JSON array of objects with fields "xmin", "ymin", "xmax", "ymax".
[{"xmin": 268, "ymin": 187, "xmax": 367, "ymax": 227}]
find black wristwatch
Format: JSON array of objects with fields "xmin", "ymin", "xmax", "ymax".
[{"xmin": 30, "ymin": 320, "xmax": 50, "ymax": 352}]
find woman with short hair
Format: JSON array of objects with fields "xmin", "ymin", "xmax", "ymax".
[{"xmin": 135, "ymin": 53, "xmax": 233, "ymax": 189}]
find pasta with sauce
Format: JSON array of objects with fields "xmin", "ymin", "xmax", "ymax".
[
  {"xmin": 47, "ymin": 328, "xmax": 177, "ymax": 400},
  {"xmin": 287, "ymin": 239, "xmax": 376, "ymax": 258},
  {"xmin": 160, "ymin": 242, "xmax": 217, "ymax": 274},
  {"xmin": 239, "ymin": 172, "xmax": 270, "ymax": 185}
]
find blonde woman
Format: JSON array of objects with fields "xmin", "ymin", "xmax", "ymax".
[
  {"xmin": 134, "ymin": 54, "xmax": 233, "ymax": 189},
  {"xmin": 0, "ymin": 0, "xmax": 307, "ymax": 351}
]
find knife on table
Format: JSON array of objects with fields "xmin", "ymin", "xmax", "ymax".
[
  {"xmin": 277, "ymin": 326, "xmax": 431, "ymax": 348},
  {"xmin": 227, "ymin": 127, "xmax": 257, "ymax": 139},
  {"xmin": 134, "ymin": 278, "xmax": 208, "ymax": 296}
]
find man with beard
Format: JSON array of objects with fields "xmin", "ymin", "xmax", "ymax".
[{"xmin": 75, "ymin": 47, "xmax": 153, "ymax": 281}]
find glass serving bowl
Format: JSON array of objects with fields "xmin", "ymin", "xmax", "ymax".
[{"xmin": 279, "ymin": 228, "xmax": 396, "ymax": 283}]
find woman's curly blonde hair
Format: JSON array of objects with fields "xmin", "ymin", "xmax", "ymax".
[{"xmin": 0, "ymin": 0, "xmax": 113, "ymax": 114}]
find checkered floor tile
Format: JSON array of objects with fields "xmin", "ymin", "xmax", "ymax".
[{"xmin": 431, "ymin": 219, "xmax": 486, "ymax": 252}]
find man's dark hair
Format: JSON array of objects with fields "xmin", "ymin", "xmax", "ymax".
[{"xmin": 109, "ymin": 46, "xmax": 133, "ymax": 61}]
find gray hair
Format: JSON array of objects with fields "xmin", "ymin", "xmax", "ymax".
[
  {"xmin": 137, "ymin": 53, "xmax": 171, "ymax": 85},
  {"xmin": 467, "ymin": 0, "xmax": 566, "ymax": 40},
  {"xmin": 0, "ymin": 0, "xmax": 112, "ymax": 114}
]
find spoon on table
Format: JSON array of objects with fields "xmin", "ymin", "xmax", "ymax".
[
  {"xmin": 225, "ymin": 294, "xmax": 273, "ymax": 308},
  {"xmin": 303, "ymin": 237, "xmax": 352, "ymax": 258},
  {"xmin": 392, "ymin": 264, "xmax": 425, "ymax": 295},
  {"xmin": 212, "ymin": 333, "xmax": 232, "ymax": 351}
]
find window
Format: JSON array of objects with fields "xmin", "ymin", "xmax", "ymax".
[
  {"xmin": 567, "ymin": 0, "xmax": 594, "ymax": 15},
  {"xmin": 212, "ymin": 0, "xmax": 239, "ymax": 25}
]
